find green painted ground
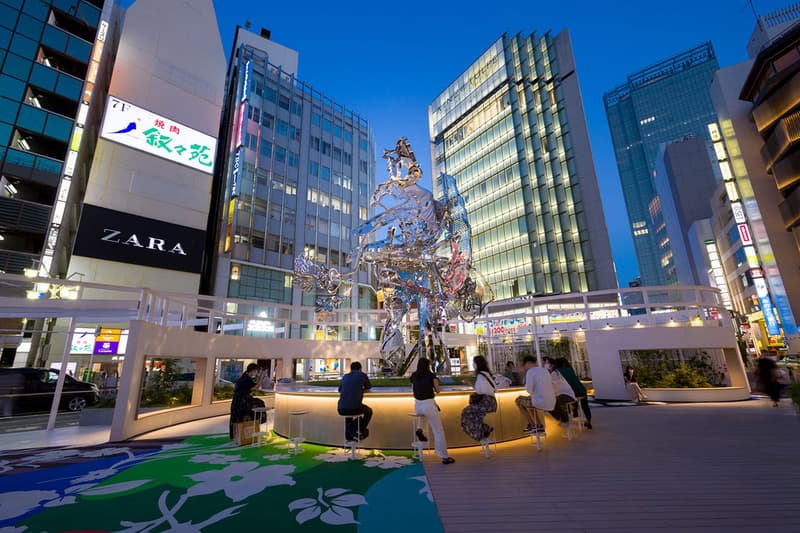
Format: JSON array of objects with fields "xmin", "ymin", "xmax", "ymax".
[{"xmin": 1, "ymin": 432, "xmax": 443, "ymax": 532}]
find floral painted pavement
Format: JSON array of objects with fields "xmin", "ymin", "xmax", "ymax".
[{"xmin": 0, "ymin": 432, "xmax": 443, "ymax": 532}]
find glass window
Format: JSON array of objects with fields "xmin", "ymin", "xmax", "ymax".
[
  {"xmin": 322, "ymin": 141, "xmax": 330, "ymax": 155},
  {"xmin": 343, "ymin": 130, "xmax": 352, "ymax": 142},
  {"xmin": 66, "ymin": 36, "xmax": 90, "ymax": 62},
  {"xmin": 55, "ymin": 74, "xmax": 81, "ymax": 101},
  {"xmin": 0, "ymin": 26, "xmax": 12, "ymax": 48},
  {"xmin": 23, "ymin": 0, "xmax": 48, "ymax": 19},
  {"xmin": 322, "ymin": 118, "xmax": 331, "ymax": 132},
  {"xmin": 44, "ymin": 112, "xmax": 71, "ymax": 141},
  {"xmin": 308, "ymin": 160, "xmax": 319, "ymax": 176},
  {"xmin": 333, "ymin": 124, "xmax": 341, "ymax": 137},
  {"xmin": 0, "ymin": 97, "xmax": 19, "ymax": 120},
  {"xmin": 17, "ymin": 104, "xmax": 46, "ymax": 132},
  {"xmin": 0, "ymin": 74, "xmax": 25, "ymax": 100},
  {"xmin": 291, "ymin": 101, "xmax": 302, "ymax": 115},
  {"xmin": 359, "ymin": 138, "xmax": 369, "ymax": 151},
  {"xmin": 0, "ymin": 120, "xmax": 11, "ymax": 145},
  {"xmin": 278, "ymin": 95, "xmax": 290, "ymax": 110},
  {"xmin": 261, "ymin": 112, "xmax": 273, "ymax": 128},
  {"xmin": 41, "ymin": 24, "xmax": 68, "ymax": 52},
  {"xmin": 274, "ymin": 146, "xmax": 286, "ymax": 163},
  {"xmin": 311, "ymin": 112, "xmax": 321, "ymax": 126},
  {"xmin": 0, "ymin": 4, "xmax": 18, "ymax": 30},
  {"xmin": 276, "ymin": 119, "xmax": 288, "ymax": 136},
  {"xmin": 321, "ymin": 166, "xmax": 330, "ymax": 181},
  {"xmin": 15, "ymin": 13, "xmax": 43, "ymax": 40},
  {"xmin": 260, "ymin": 139, "xmax": 272, "ymax": 157},
  {"xmin": 287, "ymin": 150, "xmax": 298, "ymax": 167},
  {"xmin": 3, "ymin": 52, "xmax": 31, "ymax": 81},
  {"xmin": 29, "ymin": 63, "xmax": 56, "ymax": 91},
  {"xmin": 76, "ymin": 2, "xmax": 100, "ymax": 27},
  {"xmin": 10, "ymin": 32, "xmax": 37, "ymax": 58}
]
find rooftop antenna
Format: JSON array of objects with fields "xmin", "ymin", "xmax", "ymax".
[{"xmin": 245, "ymin": 20, "xmax": 252, "ymax": 29}]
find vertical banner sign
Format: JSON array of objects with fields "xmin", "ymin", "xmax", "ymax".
[
  {"xmin": 738, "ymin": 224, "xmax": 752, "ymax": 245},
  {"xmin": 231, "ymin": 147, "xmax": 242, "ymax": 198},
  {"xmin": 241, "ymin": 60, "xmax": 251, "ymax": 103}
]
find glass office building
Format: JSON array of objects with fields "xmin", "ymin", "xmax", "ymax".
[
  {"xmin": 429, "ymin": 31, "xmax": 616, "ymax": 301},
  {"xmin": 604, "ymin": 42, "xmax": 719, "ymax": 286},
  {"xmin": 205, "ymin": 28, "xmax": 376, "ymax": 339},
  {"xmin": 0, "ymin": 0, "xmax": 118, "ymax": 278}
]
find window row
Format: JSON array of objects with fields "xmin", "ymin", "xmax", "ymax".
[{"xmin": 306, "ymin": 186, "xmax": 352, "ymax": 214}]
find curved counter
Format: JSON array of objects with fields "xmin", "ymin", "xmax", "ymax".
[{"xmin": 273, "ymin": 385, "xmax": 541, "ymax": 449}]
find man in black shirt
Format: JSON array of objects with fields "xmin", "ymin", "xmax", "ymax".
[{"xmin": 338, "ymin": 361, "xmax": 373, "ymax": 440}]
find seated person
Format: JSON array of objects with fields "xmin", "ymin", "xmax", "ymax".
[
  {"xmin": 543, "ymin": 357, "xmax": 575, "ymax": 424},
  {"xmin": 338, "ymin": 361, "xmax": 372, "ymax": 440},
  {"xmin": 515, "ymin": 355, "xmax": 556, "ymax": 433},
  {"xmin": 503, "ymin": 361, "xmax": 521, "ymax": 386},
  {"xmin": 624, "ymin": 365, "xmax": 648, "ymax": 403}
]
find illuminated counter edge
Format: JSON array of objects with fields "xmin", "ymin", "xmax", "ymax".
[{"xmin": 273, "ymin": 386, "xmax": 550, "ymax": 449}]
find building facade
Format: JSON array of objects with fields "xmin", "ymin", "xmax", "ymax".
[
  {"xmin": 604, "ymin": 43, "xmax": 719, "ymax": 286},
  {"xmin": 651, "ymin": 136, "xmax": 721, "ymax": 285},
  {"xmin": 0, "ymin": 0, "xmax": 119, "ymax": 279},
  {"xmin": 204, "ymin": 27, "xmax": 376, "ymax": 341},
  {"xmin": 429, "ymin": 31, "xmax": 616, "ymax": 301},
  {"xmin": 67, "ymin": 0, "xmax": 226, "ymax": 297}
]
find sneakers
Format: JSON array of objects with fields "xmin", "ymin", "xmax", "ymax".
[
  {"xmin": 359, "ymin": 428, "xmax": 370, "ymax": 440},
  {"xmin": 442, "ymin": 457, "xmax": 455, "ymax": 464},
  {"xmin": 482, "ymin": 426, "xmax": 494, "ymax": 439},
  {"xmin": 415, "ymin": 428, "xmax": 428, "ymax": 442},
  {"xmin": 584, "ymin": 422, "xmax": 593, "ymax": 430}
]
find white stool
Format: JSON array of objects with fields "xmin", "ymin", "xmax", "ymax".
[
  {"xmin": 408, "ymin": 413, "xmax": 431, "ymax": 461},
  {"xmin": 287, "ymin": 409, "xmax": 310, "ymax": 455},
  {"xmin": 341, "ymin": 414, "xmax": 361, "ymax": 460},
  {"xmin": 571, "ymin": 397, "xmax": 587, "ymax": 434},
  {"xmin": 525, "ymin": 406, "xmax": 547, "ymax": 451},
  {"xmin": 562, "ymin": 399, "xmax": 578, "ymax": 440},
  {"xmin": 252, "ymin": 407, "xmax": 274, "ymax": 447},
  {"xmin": 479, "ymin": 410, "xmax": 497, "ymax": 458}
]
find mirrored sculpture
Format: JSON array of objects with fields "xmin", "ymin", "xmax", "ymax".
[{"xmin": 294, "ymin": 138, "xmax": 493, "ymax": 375}]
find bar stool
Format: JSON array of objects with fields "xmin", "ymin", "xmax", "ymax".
[
  {"xmin": 408, "ymin": 413, "xmax": 430, "ymax": 461},
  {"xmin": 562, "ymin": 399, "xmax": 578, "ymax": 440},
  {"xmin": 524, "ymin": 406, "xmax": 547, "ymax": 451},
  {"xmin": 287, "ymin": 409, "xmax": 310, "ymax": 455},
  {"xmin": 341, "ymin": 414, "xmax": 361, "ymax": 460},
  {"xmin": 479, "ymin": 410, "xmax": 497, "ymax": 458},
  {"xmin": 252, "ymin": 406, "xmax": 274, "ymax": 447},
  {"xmin": 572, "ymin": 396, "xmax": 587, "ymax": 434}
]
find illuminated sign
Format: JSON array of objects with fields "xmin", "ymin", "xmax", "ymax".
[
  {"xmin": 750, "ymin": 267, "xmax": 764, "ymax": 278},
  {"xmin": 738, "ymin": 224, "xmax": 752, "ymax": 245},
  {"xmin": 707, "ymin": 123, "xmax": 721, "ymax": 141},
  {"xmin": 744, "ymin": 245, "xmax": 759, "ymax": 268},
  {"xmin": 725, "ymin": 181, "xmax": 739, "ymax": 201},
  {"xmin": 70, "ymin": 328, "xmax": 129, "ymax": 355},
  {"xmin": 731, "ymin": 202, "xmax": 746, "ymax": 224},
  {"xmin": 231, "ymin": 147, "xmax": 242, "ymax": 198},
  {"xmin": 241, "ymin": 59, "xmax": 251, "ymax": 102},
  {"xmin": 100, "ymin": 96, "xmax": 217, "ymax": 174}
]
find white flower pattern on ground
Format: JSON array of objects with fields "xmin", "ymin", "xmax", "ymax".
[
  {"xmin": 363, "ymin": 455, "xmax": 413, "ymax": 469},
  {"xmin": 0, "ymin": 460, "xmax": 12, "ymax": 474},
  {"xmin": 263, "ymin": 454, "xmax": 291, "ymax": 461},
  {"xmin": 79, "ymin": 447, "xmax": 131, "ymax": 458},
  {"xmin": 288, "ymin": 487, "xmax": 367, "ymax": 525},
  {"xmin": 409, "ymin": 475, "xmax": 433, "ymax": 502},
  {"xmin": 19, "ymin": 449, "xmax": 80, "ymax": 464},
  {"xmin": 186, "ymin": 462, "xmax": 295, "ymax": 502},
  {"xmin": 312, "ymin": 448, "xmax": 353, "ymax": 463},
  {"xmin": 0, "ymin": 490, "xmax": 59, "ymax": 521},
  {"xmin": 71, "ymin": 467, "xmax": 119, "ymax": 484},
  {"xmin": 190, "ymin": 453, "xmax": 242, "ymax": 465}
]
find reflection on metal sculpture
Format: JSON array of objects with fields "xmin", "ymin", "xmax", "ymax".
[{"xmin": 294, "ymin": 137, "xmax": 493, "ymax": 375}]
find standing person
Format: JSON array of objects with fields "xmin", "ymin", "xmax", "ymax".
[
  {"xmin": 757, "ymin": 356, "xmax": 781, "ymax": 407},
  {"xmin": 229, "ymin": 363, "xmax": 266, "ymax": 439},
  {"xmin": 410, "ymin": 358, "xmax": 455, "ymax": 464},
  {"xmin": 515, "ymin": 355, "xmax": 556, "ymax": 432},
  {"xmin": 624, "ymin": 365, "xmax": 648, "ymax": 403},
  {"xmin": 555, "ymin": 357, "xmax": 592, "ymax": 429},
  {"xmin": 338, "ymin": 361, "xmax": 372, "ymax": 440},
  {"xmin": 460, "ymin": 355, "xmax": 497, "ymax": 441}
]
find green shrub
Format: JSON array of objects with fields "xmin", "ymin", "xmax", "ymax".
[{"xmin": 213, "ymin": 383, "xmax": 235, "ymax": 401}]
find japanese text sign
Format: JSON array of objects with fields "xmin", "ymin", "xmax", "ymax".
[{"xmin": 100, "ymin": 96, "xmax": 217, "ymax": 174}]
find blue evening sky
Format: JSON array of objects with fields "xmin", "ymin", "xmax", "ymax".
[{"xmin": 125, "ymin": 0, "xmax": 792, "ymax": 287}]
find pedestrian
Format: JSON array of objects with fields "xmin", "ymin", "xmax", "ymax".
[
  {"xmin": 756, "ymin": 355, "xmax": 781, "ymax": 407},
  {"xmin": 338, "ymin": 361, "xmax": 372, "ymax": 440},
  {"xmin": 410, "ymin": 357, "xmax": 455, "ymax": 464},
  {"xmin": 555, "ymin": 357, "xmax": 592, "ymax": 429},
  {"xmin": 460, "ymin": 355, "xmax": 497, "ymax": 441}
]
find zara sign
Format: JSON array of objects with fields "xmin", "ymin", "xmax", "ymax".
[{"xmin": 73, "ymin": 205, "xmax": 205, "ymax": 273}]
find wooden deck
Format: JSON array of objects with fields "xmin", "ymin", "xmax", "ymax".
[{"xmin": 424, "ymin": 399, "xmax": 800, "ymax": 532}]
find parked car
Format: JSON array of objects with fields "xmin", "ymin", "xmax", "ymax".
[{"xmin": 0, "ymin": 368, "xmax": 100, "ymax": 415}]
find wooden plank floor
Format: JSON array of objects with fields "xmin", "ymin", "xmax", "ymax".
[{"xmin": 424, "ymin": 399, "xmax": 800, "ymax": 532}]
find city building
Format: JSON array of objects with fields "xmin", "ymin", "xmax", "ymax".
[
  {"xmin": 740, "ymin": 14, "xmax": 800, "ymax": 256},
  {"xmin": 0, "ymin": 0, "xmax": 119, "ymax": 280},
  {"xmin": 428, "ymin": 30, "xmax": 616, "ymax": 302},
  {"xmin": 203, "ymin": 27, "xmax": 376, "ymax": 346},
  {"xmin": 604, "ymin": 43, "xmax": 719, "ymax": 286},
  {"xmin": 650, "ymin": 136, "xmax": 721, "ymax": 285},
  {"xmin": 0, "ymin": 0, "xmax": 121, "ymax": 367}
]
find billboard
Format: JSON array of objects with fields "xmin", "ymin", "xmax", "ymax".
[{"xmin": 100, "ymin": 96, "xmax": 217, "ymax": 174}]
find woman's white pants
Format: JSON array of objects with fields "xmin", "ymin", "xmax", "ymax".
[{"xmin": 414, "ymin": 398, "xmax": 449, "ymax": 459}]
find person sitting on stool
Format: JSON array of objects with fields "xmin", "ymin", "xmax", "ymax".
[{"xmin": 338, "ymin": 361, "xmax": 372, "ymax": 440}]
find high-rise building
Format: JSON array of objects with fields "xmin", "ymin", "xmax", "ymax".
[
  {"xmin": 705, "ymin": 6, "xmax": 800, "ymax": 353},
  {"xmin": 0, "ymin": 0, "xmax": 120, "ymax": 279},
  {"xmin": 428, "ymin": 31, "xmax": 616, "ymax": 301},
  {"xmin": 604, "ymin": 43, "xmax": 719, "ymax": 286},
  {"xmin": 68, "ymin": 0, "xmax": 226, "ymax": 296},
  {"xmin": 204, "ymin": 27, "xmax": 376, "ymax": 340},
  {"xmin": 651, "ymin": 136, "xmax": 720, "ymax": 285}
]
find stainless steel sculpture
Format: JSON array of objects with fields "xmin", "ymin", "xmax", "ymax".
[{"xmin": 294, "ymin": 138, "xmax": 493, "ymax": 375}]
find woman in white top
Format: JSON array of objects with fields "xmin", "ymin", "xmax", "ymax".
[{"xmin": 460, "ymin": 355, "xmax": 497, "ymax": 441}]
